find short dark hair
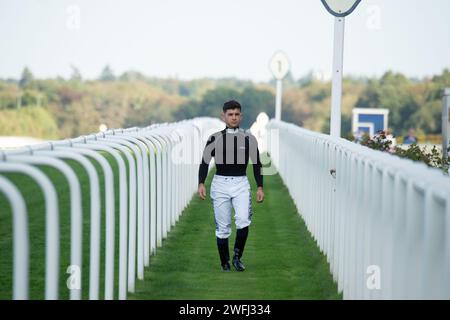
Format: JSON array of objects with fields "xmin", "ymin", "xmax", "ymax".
[{"xmin": 222, "ymin": 100, "xmax": 241, "ymax": 113}]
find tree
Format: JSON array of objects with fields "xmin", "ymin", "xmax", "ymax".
[
  {"xmin": 202, "ymin": 87, "xmax": 239, "ymax": 116},
  {"xmin": 354, "ymin": 71, "xmax": 418, "ymax": 135},
  {"xmin": 174, "ymin": 86, "xmax": 275, "ymax": 128},
  {"xmin": 70, "ymin": 65, "xmax": 82, "ymax": 81},
  {"xmin": 98, "ymin": 65, "xmax": 115, "ymax": 81},
  {"xmin": 19, "ymin": 67, "xmax": 34, "ymax": 88},
  {"xmin": 239, "ymin": 87, "xmax": 274, "ymax": 128},
  {"xmin": 119, "ymin": 70, "xmax": 147, "ymax": 82}
]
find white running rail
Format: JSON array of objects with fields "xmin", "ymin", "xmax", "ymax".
[
  {"xmin": 0, "ymin": 117, "xmax": 223, "ymax": 300},
  {"xmin": 267, "ymin": 120, "xmax": 450, "ymax": 300}
]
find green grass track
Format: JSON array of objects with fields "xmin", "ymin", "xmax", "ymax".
[{"xmin": 130, "ymin": 168, "xmax": 341, "ymax": 300}]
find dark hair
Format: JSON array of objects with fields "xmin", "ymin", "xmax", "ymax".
[{"xmin": 222, "ymin": 100, "xmax": 241, "ymax": 113}]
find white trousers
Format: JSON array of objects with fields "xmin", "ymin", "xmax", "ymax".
[{"xmin": 210, "ymin": 175, "xmax": 252, "ymax": 239}]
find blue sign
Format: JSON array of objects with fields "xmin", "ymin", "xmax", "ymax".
[{"xmin": 352, "ymin": 108, "xmax": 389, "ymax": 137}]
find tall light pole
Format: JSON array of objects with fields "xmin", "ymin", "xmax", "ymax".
[
  {"xmin": 269, "ymin": 51, "xmax": 290, "ymax": 121},
  {"xmin": 321, "ymin": 0, "xmax": 361, "ymax": 137}
]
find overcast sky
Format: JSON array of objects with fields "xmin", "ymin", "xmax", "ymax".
[{"xmin": 1, "ymin": 0, "xmax": 449, "ymax": 81}]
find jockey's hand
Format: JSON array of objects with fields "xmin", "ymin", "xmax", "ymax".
[
  {"xmin": 198, "ymin": 183, "xmax": 206, "ymax": 200},
  {"xmin": 256, "ymin": 187, "xmax": 264, "ymax": 203}
]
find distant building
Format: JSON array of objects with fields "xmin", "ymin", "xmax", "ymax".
[
  {"xmin": 298, "ymin": 70, "xmax": 332, "ymax": 84},
  {"xmin": 310, "ymin": 70, "xmax": 332, "ymax": 82}
]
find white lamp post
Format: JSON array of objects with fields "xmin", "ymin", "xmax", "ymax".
[
  {"xmin": 269, "ymin": 51, "xmax": 290, "ymax": 121},
  {"xmin": 321, "ymin": 0, "xmax": 361, "ymax": 137}
]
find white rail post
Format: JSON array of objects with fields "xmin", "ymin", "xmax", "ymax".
[
  {"xmin": 137, "ymin": 132, "xmax": 161, "ymax": 255},
  {"xmin": 106, "ymin": 134, "xmax": 145, "ymax": 280},
  {"xmin": 171, "ymin": 128, "xmax": 186, "ymax": 222},
  {"xmin": 167, "ymin": 129, "xmax": 177, "ymax": 228},
  {"xmin": 0, "ymin": 175, "xmax": 29, "ymax": 300},
  {"xmin": 131, "ymin": 131, "xmax": 156, "ymax": 264},
  {"xmin": 37, "ymin": 146, "xmax": 102, "ymax": 300},
  {"xmin": 105, "ymin": 133, "xmax": 146, "ymax": 281},
  {"xmin": 130, "ymin": 130, "xmax": 153, "ymax": 266},
  {"xmin": 153, "ymin": 132, "xmax": 170, "ymax": 240},
  {"xmin": 160, "ymin": 130, "xmax": 174, "ymax": 233},
  {"xmin": 149, "ymin": 134, "xmax": 167, "ymax": 245},
  {"xmin": 0, "ymin": 161, "xmax": 59, "ymax": 299},
  {"xmin": 74, "ymin": 140, "xmax": 128, "ymax": 300},
  {"xmin": 94, "ymin": 138, "xmax": 137, "ymax": 293},
  {"xmin": 8, "ymin": 155, "xmax": 83, "ymax": 300},
  {"xmin": 56, "ymin": 139, "xmax": 116, "ymax": 300}
]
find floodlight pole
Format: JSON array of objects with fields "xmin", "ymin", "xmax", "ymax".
[
  {"xmin": 275, "ymin": 79, "xmax": 282, "ymax": 121},
  {"xmin": 443, "ymin": 88, "xmax": 450, "ymax": 160},
  {"xmin": 330, "ymin": 16, "xmax": 345, "ymax": 138}
]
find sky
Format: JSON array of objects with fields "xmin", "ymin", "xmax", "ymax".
[{"xmin": 0, "ymin": 0, "xmax": 449, "ymax": 81}]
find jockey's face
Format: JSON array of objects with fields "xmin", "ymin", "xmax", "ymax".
[{"xmin": 222, "ymin": 108, "xmax": 242, "ymax": 129}]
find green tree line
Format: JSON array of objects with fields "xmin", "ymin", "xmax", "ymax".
[{"xmin": 0, "ymin": 66, "xmax": 449, "ymax": 139}]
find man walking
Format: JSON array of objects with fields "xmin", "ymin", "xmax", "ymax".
[{"xmin": 198, "ymin": 100, "xmax": 264, "ymax": 272}]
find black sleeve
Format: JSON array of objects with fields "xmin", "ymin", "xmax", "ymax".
[
  {"xmin": 198, "ymin": 134, "xmax": 215, "ymax": 185},
  {"xmin": 249, "ymin": 135, "xmax": 263, "ymax": 188}
]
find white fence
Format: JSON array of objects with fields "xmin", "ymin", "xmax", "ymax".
[
  {"xmin": 0, "ymin": 117, "xmax": 223, "ymax": 300},
  {"xmin": 267, "ymin": 120, "xmax": 450, "ymax": 299}
]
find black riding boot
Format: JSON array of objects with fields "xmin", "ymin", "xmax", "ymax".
[
  {"xmin": 232, "ymin": 227, "xmax": 248, "ymax": 271},
  {"xmin": 234, "ymin": 226, "xmax": 249, "ymax": 258},
  {"xmin": 217, "ymin": 237, "xmax": 230, "ymax": 271}
]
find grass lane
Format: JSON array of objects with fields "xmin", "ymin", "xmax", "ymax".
[{"xmin": 130, "ymin": 168, "xmax": 341, "ymax": 300}]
